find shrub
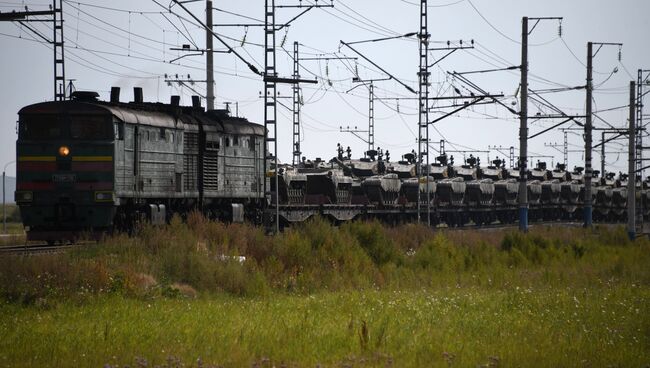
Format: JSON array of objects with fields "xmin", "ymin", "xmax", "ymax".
[
  {"xmin": 1, "ymin": 215, "xmax": 648, "ymax": 305},
  {"xmin": 343, "ymin": 220, "xmax": 401, "ymax": 266}
]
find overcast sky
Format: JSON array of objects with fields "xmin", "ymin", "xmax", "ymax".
[{"xmin": 0, "ymin": 0, "xmax": 648, "ymax": 177}]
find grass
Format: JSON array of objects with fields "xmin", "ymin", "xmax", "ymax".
[
  {"xmin": 0, "ymin": 215, "xmax": 648, "ymax": 366},
  {"xmin": 0, "ymin": 287, "xmax": 647, "ymax": 367},
  {"xmin": 0, "ymin": 204, "xmax": 25, "ymax": 245}
]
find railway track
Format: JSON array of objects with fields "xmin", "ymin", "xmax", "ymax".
[
  {"xmin": 0, "ymin": 242, "xmax": 93, "ymax": 255},
  {"xmin": 439, "ymin": 221, "xmax": 593, "ymax": 231}
]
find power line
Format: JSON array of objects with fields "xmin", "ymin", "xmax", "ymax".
[
  {"xmin": 62, "ymin": 0, "xmax": 162, "ymax": 14},
  {"xmin": 398, "ymin": 0, "xmax": 465, "ymax": 8}
]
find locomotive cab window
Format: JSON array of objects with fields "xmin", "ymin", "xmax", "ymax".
[
  {"xmin": 70, "ymin": 115, "xmax": 112, "ymax": 140},
  {"xmin": 19, "ymin": 116, "xmax": 62, "ymax": 140}
]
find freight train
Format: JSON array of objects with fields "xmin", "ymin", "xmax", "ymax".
[{"xmin": 14, "ymin": 90, "xmax": 644, "ymax": 242}]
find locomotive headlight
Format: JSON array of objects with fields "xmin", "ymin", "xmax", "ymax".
[
  {"xmin": 94, "ymin": 191, "xmax": 114, "ymax": 202},
  {"xmin": 15, "ymin": 191, "xmax": 33, "ymax": 203},
  {"xmin": 58, "ymin": 145, "xmax": 70, "ymax": 157}
]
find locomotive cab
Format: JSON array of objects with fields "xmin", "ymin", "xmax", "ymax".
[{"xmin": 16, "ymin": 97, "xmax": 116, "ymax": 242}]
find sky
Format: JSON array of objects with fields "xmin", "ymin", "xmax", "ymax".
[{"xmin": 0, "ymin": 0, "xmax": 648, "ymax": 178}]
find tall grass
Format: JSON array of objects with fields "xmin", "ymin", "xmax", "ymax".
[{"xmin": 0, "ymin": 215, "xmax": 648, "ymax": 304}]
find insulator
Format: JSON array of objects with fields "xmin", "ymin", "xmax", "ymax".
[
  {"xmin": 397, "ymin": 100, "xmax": 400, "ymax": 113},
  {"xmin": 558, "ymin": 20, "xmax": 562, "ymax": 37},
  {"xmin": 618, "ymin": 46, "xmax": 622, "ymax": 62},
  {"xmin": 281, "ymin": 29, "xmax": 288, "ymax": 47},
  {"xmin": 241, "ymin": 26, "xmax": 248, "ymax": 47}
]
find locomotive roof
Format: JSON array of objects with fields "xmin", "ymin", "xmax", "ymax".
[{"xmin": 19, "ymin": 100, "xmax": 264, "ymax": 136}]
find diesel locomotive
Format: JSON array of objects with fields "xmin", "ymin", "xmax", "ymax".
[{"xmin": 16, "ymin": 88, "xmax": 265, "ymax": 243}]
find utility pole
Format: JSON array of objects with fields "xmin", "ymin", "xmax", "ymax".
[
  {"xmin": 417, "ymin": 0, "xmax": 431, "ymax": 225},
  {"xmin": 601, "ymin": 131, "xmax": 606, "ymax": 176},
  {"xmin": 0, "ymin": 0, "xmax": 65, "ymax": 100},
  {"xmin": 518, "ymin": 16, "xmax": 529, "ymax": 232},
  {"xmin": 206, "ymin": 0, "xmax": 215, "ymax": 110},
  {"xmin": 347, "ymin": 77, "xmax": 389, "ymax": 153},
  {"xmin": 292, "ymin": 41, "xmax": 301, "ymax": 166},
  {"xmin": 628, "ymin": 81, "xmax": 636, "ymax": 240},
  {"xmin": 53, "ymin": 0, "xmax": 65, "ymax": 100},
  {"xmin": 636, "ymin": 69, "xmax": 649, "ymax": 234},
  {"xmin": 368, "ymin": 82, "xmax": 375, "ymax": 152},
  {"xmin": 543, "ymin": 133, "xmax": 569, "ymax": 168},
  {"xmin": 263, "ymin": 0, "xmax": 331, "ymax": 233},
  {"xmin": 584, "ymin": 41, "xmax": 594, "ymax": 228},
  {"xmin": 584, "ymin": 41, "xmax": 623, "ymax": 227},
  {"xmin": 264, "ymin": 0, "xmax": 280, "ymax": 232},
  {"xmin": 518, "ymin": 16, "xmax": 563, "ymax": 232}
]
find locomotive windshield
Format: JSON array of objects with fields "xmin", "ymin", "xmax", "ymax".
[
  {"xmin": 19, "ymin": 116, "xmax": 63, "ymax": 140},
  {"xmin": 70, "ymin": 115, "xmax": 112, "ymax": 140},
  {"xmin": 20, "ymin": 114, "xmax": 112, "ymax": 140}
]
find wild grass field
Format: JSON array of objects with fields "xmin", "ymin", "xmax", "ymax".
[{"xmin": 0, "ymin": 215, "xmax": 648, "ymax": 367}]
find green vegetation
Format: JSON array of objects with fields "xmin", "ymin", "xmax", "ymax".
[
  {"xmin": 0, "ymin": 204, "xmax": 24, "ymax": 245},
  {"xmin": 0, "ymin": 215, "xmax": 648, "ymax": 367}
]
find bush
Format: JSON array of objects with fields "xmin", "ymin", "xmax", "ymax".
[
  {"xmin": 343, "ymin": 220, "xmax": 401, "ymax": 266},
  {"xmin": 0, "ymin": 216, "xmax": 648, "ymax": 305}
]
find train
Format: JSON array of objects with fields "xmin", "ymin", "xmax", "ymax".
[
  {"xmin": 16, "ymin": 88, "xmax": 265, "ymax": 243},
  {"xmin": 14, "ymin": 90, "xmax": 645, "ymax": 242}
]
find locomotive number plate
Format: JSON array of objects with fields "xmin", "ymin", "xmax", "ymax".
[{"xmin": 52, "ymin": 174, "xmax": 76, "ymax": 183}]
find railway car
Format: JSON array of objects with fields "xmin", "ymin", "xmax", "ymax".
[{"xmin": 15, "ymin": 88, "xmax": 265, "ymax": 243}]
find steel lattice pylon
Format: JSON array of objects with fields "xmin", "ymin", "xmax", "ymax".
[
  {"xmin": 292, "ymin": 41, "xmax": 301, "ymax": 166},
  {"xmin": 53, "ymin": 0, "xmax": 65, "ymax": 100},
  {"xmin": 416, "ymin": 0, "xmax": 430, "ymax": 225},
  {"xmin": 264, "ymin": 0, "xmax": 278, "ymax": 230},
  {"xmin": 636, "ymin": 70, "xmax": 650, "ymax": 233}
]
